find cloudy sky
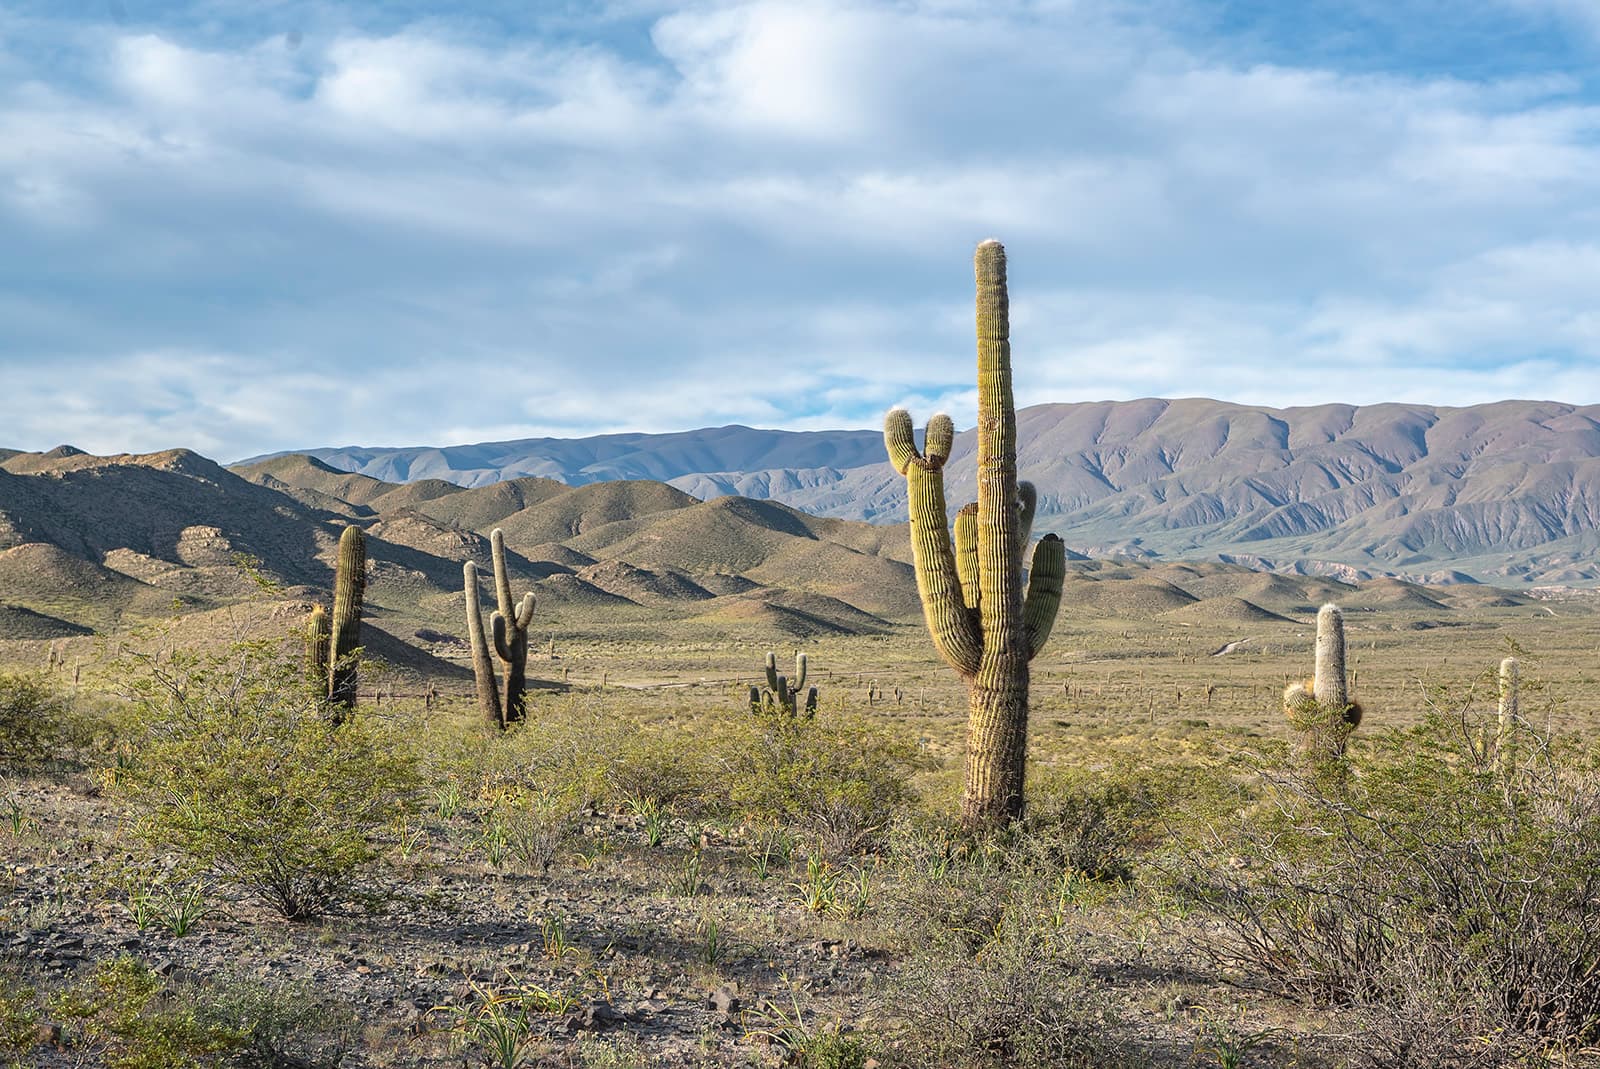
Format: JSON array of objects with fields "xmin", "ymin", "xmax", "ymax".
[{"xmin": 2, "ymin": 0, "xmax": 1597, "ymax": 460}]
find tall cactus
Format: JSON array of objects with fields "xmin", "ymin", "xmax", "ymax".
[
  {"xmin": 749, "ymin": 651, "xmax": 819, "ymax": 718},
  {"xmin": 490, "ymin": 529, "xmax": 536, "ymax": 725},
  {"xmin": 1283, "ymin": 603, "xmax": 1362, "ymax": 762},
  {"xmin": 300, "ymin": 524, "xmax": 366, "ymax": 725},
  {"xmin": 464, "ymin": 529, "xmax": 536, "ymax": 731},
  {"xmin": 464, "ymin": 561, "xmax": 502, "ymax": 730},
  {"xmin": 884, "ymin": 239, "xmax": 1065, "ymax": 830},
  {"xmin": 1495, "ymin": 656, "xmax": 1520, "ymax": 775}
]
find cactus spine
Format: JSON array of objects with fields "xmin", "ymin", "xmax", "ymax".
[
  {"xmin": 750, "ymin": 652, "xmax": 818, "ymax": 718},
  {"xmin": 884, "ymin": 239, "xmax": 1066, "ymax": 829},
  {"xmin": 1283, "ymin": 603, "xmax": 1362, "ymax": 762},
  {"xmin": 1495, "ymin": 656, "xmax": 1520, "ymax": 774},
  {"xmin": 464, "ymin": 529, "xmax": 537, "ymax": 731},
  {"xmin": 321, "ymin": 525, "xmax": 366, "ymax": 724}
]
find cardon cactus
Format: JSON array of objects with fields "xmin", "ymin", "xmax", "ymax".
[
  {"xmin": 1283, "ymin": 603, "xmax": 1362, "ymax": 761},
  {"xmin": 1495, "ymin": 656, "xmax": 1520, "ymax": 774},
  {"xmin": 303, "ymin": 525, "xmax": 365, "ymax": 724},
  {"xmin": 884, "ymin": 239, "xmax": 1066, "ymax": 829},
  {"xmin": 749, "ymin": 651, "xmax": 819, "ymax": 718},
  {"xmin": 465, "ymin": 529, "xmax": 537, "ymax": 731}
]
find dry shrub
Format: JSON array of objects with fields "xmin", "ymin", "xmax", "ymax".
[{"xmin": 1174, "ymin": 694, "xmax": 1600, "ymax": 1066}]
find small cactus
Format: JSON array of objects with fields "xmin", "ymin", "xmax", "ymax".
[
  {"xmin": 751, "ymin": 651, "xmax": 819, "ymax": 718},
  {"xmin": 304, "ymin": 525, "xmax": 365, "ymax": 724},
  {"xmin": 1283, "ymin": 603, "xmax": 1362, "ymax": 762},
  {"xmin": 1495, "ymin": 656, "xmax": 1520, "ymax": 775},
  {"xmin": 465, "ymin": 529, "xmax": 537, "ymax": 731}
]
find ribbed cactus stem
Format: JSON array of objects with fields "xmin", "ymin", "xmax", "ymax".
[
  {"xmin": 955, "ymin": 503, "xmax": 980, "ymax": 609},
  {"xmin": 884, "ymin": 240, "xmax": 1063, "ymax": 830},
  {"xmin": 1496, "ymin": 656, "xmax": 1519, "ymax": 774},
  {"xmin": 1313, "ymin": 603, "xmax": 1349, "ymax": 712},
  {"xmin": 464, "ymin": 561, "xmax": 503, "ymax": 730},
  {"xmin": 326, "ymin": 525, "xmax": 366, "ymax": 722},
  {"xmin": 305, "ymin": 604, "xmax": 330, "ymax": 697}
]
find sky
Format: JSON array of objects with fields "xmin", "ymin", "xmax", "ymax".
[{"xmin": 1, "ymin": 0, "xmax": 1598, "ymax": 461}]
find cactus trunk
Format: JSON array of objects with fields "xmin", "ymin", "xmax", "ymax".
[
  {"xmin": 489, "ymin": 529, "xmax": 535, "ymax": 725},
  {"xmin": 326, "ymin": 525, "xmax": 365, "ymax": 723},
  {"xmin": 1284, "ymin": 603, "xmax": 1362, "ymax": 766},
  {"xmin": 464, "ymin": 561, "xmax": 503, "ymax": 730},
  {"xmin": 884, "ymin": 240, "xmax": 1064, "ymax": 830},
  {"xmin": 1496, "ymin": 656, "xmax": 1520, "ymax": 775}
]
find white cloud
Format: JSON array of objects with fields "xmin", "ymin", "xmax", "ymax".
[{"xmin": 0, "ymin": 1, "xmax": 1597, "ymax": 458}]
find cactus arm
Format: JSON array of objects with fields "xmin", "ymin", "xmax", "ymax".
[
  {"xmin": 490, "ymin": 528, "xmax": 514, "ymax": 617},
  {"xmin": 804, "ymin": 687, "xmax": 818, "ymax": 717},
  {"xmin": 1017, "ymin": 482, "xmax": 1037, "ymax": 551},
  {"xmin": 792, "ymin": 653, "xmax": 808, "ymax": 694},
  {"xmin": 1283, "ymin": 681, "xmax": 1318, "ymax": 731},
  {"xmin": 954, "ymin": 503, "xmax": 980, "ymax": 610},
  {"xmin": 886, "ymin": 406, "xmax": 982, "ymax": 678},
  {"xmin": 1023, "ymin": 534, "xmax": 1065, "ymax": 659},
  {"xmin": 749, "ymin": 686, "xmax": 761, "ymax": 714},
  {"xmin": 1312, "ymin": 603, "xmax": 1349, "ymax": 712},
  {"xmin": 765, "ymin": 652, "xmax": 780, "ymax": 693},
  {"xmin": 924, "ymin": 413, "xmax": 954, "ymax": 464},
  {"xmin": 491, "ymin": 611, "xmax": 512, "ymax": 662},
  {"xmin": 884, "ymin": 409, "xmax": 920, "ymax": 475},
  {"xmin": 515, "ymin": 592, "xmax": 536, "ymax": 629},
  {"xmin": 305, "ymin": 605, "xmax": 330, "ymax": 691},
  {"xmin": 464, "ymin": 561, "xmax": 504, "ymax": 730},
  {"xmin": 326, "ymin": 525, "xmax": 366, "ymax": 719}
]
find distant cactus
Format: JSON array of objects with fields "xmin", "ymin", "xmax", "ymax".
[
  {"xmin": 302, "ymin": 525, "xmax": 365, "ymax": 724},
  {"xmin": 884, "ymin": 240, "xmax": 1065, "ymax": 829},
  {"xmin": 464, "ymin": 529, "xmax": 537, "ymax": 731},
  {"xmin": 750, "ymin": 651, "xmax": 818, "ymax": 718},
  {"xmin": 1283, "ymin": 603, "xmax": 1362, "ymax": 762},
  {"xmin": 1495, "ymin": 656, "xmax": 1520, "ymax": 774}
]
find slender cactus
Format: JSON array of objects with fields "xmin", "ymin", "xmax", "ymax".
[
  {"xmin": 464, "ymin": 529, "xmax": 537, "ymax": 731},
  {"xmin": 884, "ymin": 240, "xmax": 1066, "ymax": 829},
  {"xmin": 325, "ymin": 525, "xmax": 366, "ymax": 724},
  {"xmin": 490, "ymin": 529, "xmax": 536, "ymax": 725},
  {"xmin": 1495, "ymin": 656, "xmax": 1520, "ymax": 775},
  {"xmin": 464, "ymin": 561, "xmax": 503, "ymax": 730},
  {"xmin": 1283, "ymin": 603, "xmax": 1362, "ymax": 763},
  {"xmin": 305, "ymin": 604, "xmax": 330, "ymax": 697}
]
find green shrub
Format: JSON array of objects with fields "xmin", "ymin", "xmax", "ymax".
[
  {"xmin": 48, "ymin": 956, "xmax": 237, "ymax": 1069},
  {"xmin": 718, "ymin": 716, "xmax": 921, "ymax": 854},
  {"xmin": 114, "ymin": 640, "xmax": 419, "ymax": 920},
  {"xmin": 1174, "ymin": 701, "xmax": 1600, "ymax": 1066},
  {"xmin": 0, "ymin": 672, "xmax": 75, "ymax": 766}
]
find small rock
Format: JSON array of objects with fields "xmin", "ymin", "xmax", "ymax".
[{"xmin": 708, "ymin": 986, "xmax": 741, "ymax": 1015}]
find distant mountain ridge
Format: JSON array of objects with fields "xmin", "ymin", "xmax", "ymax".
[{"xmin": 248, "ymin": 398, "xmax": 1600, "ymax": 584}]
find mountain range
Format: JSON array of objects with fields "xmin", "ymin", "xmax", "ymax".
[
  {"xmin": 248, "ymin": 398, "xmax": 1600, "ymax": 585},
  {"xmin": 0, "ymin": 429, "xmax": 1549, "ymax": 672}
]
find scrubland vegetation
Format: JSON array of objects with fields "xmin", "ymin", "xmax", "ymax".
[{"xmin": 2, "ymin": 606, "xmax": 1599, "ymax": 1068}]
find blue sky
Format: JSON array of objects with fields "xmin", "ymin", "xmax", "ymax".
[{"xmin": 1, "ymin": 0, "xmax": 1597, "ymax": 460}]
